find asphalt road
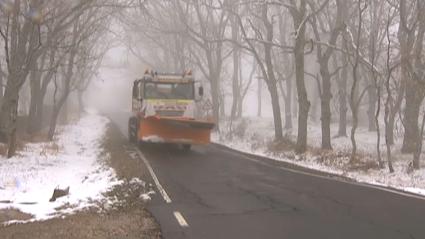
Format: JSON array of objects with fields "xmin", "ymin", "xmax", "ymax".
[{"xmin": 109, "ymin": 113, "xmax": 425, "ymax": 239}]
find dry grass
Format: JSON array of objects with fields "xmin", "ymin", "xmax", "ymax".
[
  {"xmin": 40, "ymin": 142, "xmax": 61, "ymax": 157},
  {"xmin": 0, "ymin": 131, "xmax": 61, "ymax": 158},
  {"xmin": 0, "ymin": 144, "xmax": 7, "ymax": 156},
  {"xmin": 0, "ymin": 209, "xmax": 33, "ymax": 223},
  {"xmin": 267, "ymin": 138, "xmax": 297, "ymax": 152},
  {"xmin": 265, "ymin": 136, "xmax": 381, "ymax": 172},
  {"xmin": 19, "ymin": 131, "xmax": 49, "ymax": 143},
  {"xmin": 347, "ymin": 160, "xmax": 381, "ymax": 171}
]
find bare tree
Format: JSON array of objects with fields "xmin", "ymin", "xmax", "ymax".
[
  {"xmin": 0, "ymin": 0, "xmax": 44, "ymax": 156},
  {"xmin": 175, "ymin": 0, "xmax": 229, "ymax": 125},
  {"xmin": 230, "ymin": 2, "xmax": 240, "ymax": 120},
  {"xmin": 47, "ymin": 5, "xmax": 112, "ymax": 140},
  {"xmin": 0, "ymin": 0, "xmax": 96, "ymax": 157},
  {"xmin": 309, "ymin": 0, "xmax": 345, "ymax": 150},
  {"xmin": 400, "ymin": 0, "xmax": 425, "ymax": 154},
  {"xmin": 335, "ymin": 50, "xmax": 349, "ymax": 137},
  {"xmin": 287, "ymin": 0, "xmax": 310, "ymax": 153},
  {"xmin": 223, "ymin": 2, "xmax": 286, "ymax": 140},
  {"xmin": 346, "ymin": 0, "xmax": 368, "ymax": 162},
  {"xmin": 384, "ymin": 8, "xmax": 395, "ymax": 173},
  {"xmin": 277, "ymin": 13, "xmax": 294, "ymax": 130}
]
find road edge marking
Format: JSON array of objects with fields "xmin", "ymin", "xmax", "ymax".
[
  {"xmin": 173, "ymin": 211, "xmax": 189, "ymax": 227},
  {"xmin": 135, "ymin": 148, "xmax": 172, "ymax": 203},
  {"xmin": 215, "ymin": 144, "xmax": 425, "ymax": 201}
]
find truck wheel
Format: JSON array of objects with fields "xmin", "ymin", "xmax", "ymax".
[
  {"xmin": 182, "ymin": 144, "xmax": 191, "ymax": 151},
  {"xmin": 128, "ymin": 117, "xmax": 138, "ymax": 143}
]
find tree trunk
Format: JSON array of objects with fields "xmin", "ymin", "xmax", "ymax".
[
  {"xmin": 48, "ymin": 75, "xmax": 72, "ymax": 140},
  {"xmin": 28, "ymin": 73, "xmax": 40, "ymax": 134},
  {"xmin": 33, "ymin": 70, "xmax": 56, "ymax": 131},
  {"xmin": 310, "ymin": 85, "xmax": 318, "ymax": 123},
  {"xmin": 338, "ymin": 63, "xmax": 348, "ymax": 137},
  {"xmin": 78, "ymin": 90, "xmax": 84, "ymax": 118},
  {"xmin": 386, "ymin": 83, "xmax": 405, "ymax": 145},
  {"xmin": 257, "ymin": 76, "xmax": 262, "ymax": 117},
  {"xmin": 0, "ymin": 67, "xmax": 3, "ymax": 103},
  {"xmin": 0, "ymin": 0, "xmax": 37, "ymax": 156},
  {"xmin": 48, "ymin": 104, "xmax": 63, "ymax": 140},
  {"xmin": 401, "ymin": 89, "xmax": 423, "ymax": 153},
  {"xmin": 277, "ymin": 13, "xmax": 292, "ymax": 130},
  {"xmin": 367, "ymin": 0, "xmax": 378, "ymax": 132},
  {"xmin": 412, "ymin": 111, "xmax": 425, "ymax": 169},
  {"xmin": 278, "ymin": 77, "xmax": 293, "ymax": 130},
  {"xmin": 211, "ymin": 76, "xmax": 220, "ymax": 124},
  {"xmin": 27, "ymin": 57, "xmax": 45, "ymax": 134},
  {"xmin": 367, "ymin": 84, "xmax": 377, "ymax": 131},
  {"xmin": 284, "ymin": 77, "xmax": 293, "ymax": 129},
  {"xmin": 60, "ymin": 98, "xmax": 69, "ymax": 124},
  {"xmin": 230, "ymin": 50, "xmax": 240, "ymax": 120},
  {"xmin": 235, "ymin": 54, "xmax": 255, "ymax": 119},
  {"xmin": 386, "ymin": 111, "xmax": 396, "ymax": 145},
  {"xmin": 0, "ymin": 76, "xmax": 20, "ymax": 156},
  {"xmin": 237, "ymin": 94, "xmax": 243, "ymax": 118},
  {"xmin": 320, "ymin": 64, "xmax": 332, "ymax": 149},
  {"xmin": 399, "ymin": 0, "xmax": 425, "ymax": 154},
  {"xmin": 48, "ymin": 21, "xmax": 79, "ymax": 139},
  {"xmin": 374, "ymin": 83, "xmax": 383, "ymax": 167},
  {"xmin": 349, "ymin": 0, "xmax": 366, "ymax": 162},
  {"xmin": 267, "ymin": 82, "xmax": 283, "ymax": 140},
  {"xmin": 262, "ymin": 5, "xmax": 283, "ymax": 141},
  {"xmin": 230, "ymin": 8, "xmax": 240, "ymax": 120},
  {"xmin": 292, "ymin": 1, "xmax": 309, "ymax": 154},
  {"xmin": 384, "ymin": 8, "xmax": 395, "ymax": 173}
]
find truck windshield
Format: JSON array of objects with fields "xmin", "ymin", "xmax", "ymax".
[{"xmin": 144, "ymin": 82, "xmax": 194, "ymax": 100}]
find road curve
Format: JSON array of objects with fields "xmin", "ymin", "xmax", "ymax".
[{"xmin": 109, "ymin": 113, "xmax": 425, "ymax": 239}]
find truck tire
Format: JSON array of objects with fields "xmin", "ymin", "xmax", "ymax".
[{"xmin": 128, "ymin": 117, "xmax": 138, "ymax": 143}]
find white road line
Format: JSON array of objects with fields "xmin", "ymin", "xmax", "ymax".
[
  {"xmin": 173, "ymin": 211, "xmax": 189, "ymax": 227},
  {"xmin": 135, "ymin": 148, "xmax": 172, "ymax": 203},
  {"xmin": 218, "ymin": 144, "xmax": 425, "ymax": 201}
]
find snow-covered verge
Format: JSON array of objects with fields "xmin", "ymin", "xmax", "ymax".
[
  {"xmin": 213, "ymin": 117, "xmax": 425, "ymax": 197},
  {"xmin": 0, "ymin": 112, "xmax": 122, "ymax": 223}
]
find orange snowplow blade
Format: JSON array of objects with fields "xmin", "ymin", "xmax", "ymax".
[{"xmin": 138, "ymin": 116, "xmax": 215, "ymax": 144}]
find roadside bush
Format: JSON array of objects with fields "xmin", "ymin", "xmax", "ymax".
[{"xmin": 233, "ymin": 119, "xmax": 248, "ymax": 138}]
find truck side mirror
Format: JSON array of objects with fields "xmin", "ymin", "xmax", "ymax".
[{"xmin": 198, "ymin": 86, "xmax": 204, "ymax": 97}]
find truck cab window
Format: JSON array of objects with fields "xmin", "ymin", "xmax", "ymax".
[{"xmin": 144, "ymin": 82, "xmax": 194, "ymax": 100}]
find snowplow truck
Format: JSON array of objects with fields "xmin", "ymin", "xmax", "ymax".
[{"xmin": 128, "ymin": 70, "xmax": 215, "ymax": 150}]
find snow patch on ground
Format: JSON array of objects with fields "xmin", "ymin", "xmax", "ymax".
[
  {"xmin": 0, "ymin": 113, "xmax": 122, "ymax": 222},
  {"xmin": 214, "ymin": 117, "xmax": 425, "ymax": 197},
  {"xmin": 139, "ymin": 190, "xmax": 155, "ymax": 202},
  {"xmin": 129, "ymin": 177, "xmax": 155, "ymax": 202}
]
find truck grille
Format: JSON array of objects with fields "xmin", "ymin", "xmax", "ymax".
[{"xmin": 157, "ymin": 110, "xmax": 184, "ymax": 117}]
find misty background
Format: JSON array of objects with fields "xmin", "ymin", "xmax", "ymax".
[{"xmin": 1, "ymin": 0, "xmax": 425, "ymax": 174}]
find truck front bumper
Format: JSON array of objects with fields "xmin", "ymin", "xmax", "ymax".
[{"xmin": 138, "ymin": 116, "xmax": 214, "ymax": 145}]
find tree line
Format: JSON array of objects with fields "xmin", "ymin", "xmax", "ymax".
[
  {"xmin": 126, "ymin": 0, "xmax": 425, "ymax": 172},
  {"xmin": 0, "ymin": 0, "xmax": 134, "ymax": 157}
]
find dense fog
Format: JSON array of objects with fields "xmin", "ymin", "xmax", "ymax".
[{"xmin": 1, "ymin": 0, "xmax": 425, "ymax": 173}]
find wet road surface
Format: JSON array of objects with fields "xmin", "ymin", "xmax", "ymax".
[{"xmin": 109, "ymin": 112, "xmax": 425, "ymax": 239}]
